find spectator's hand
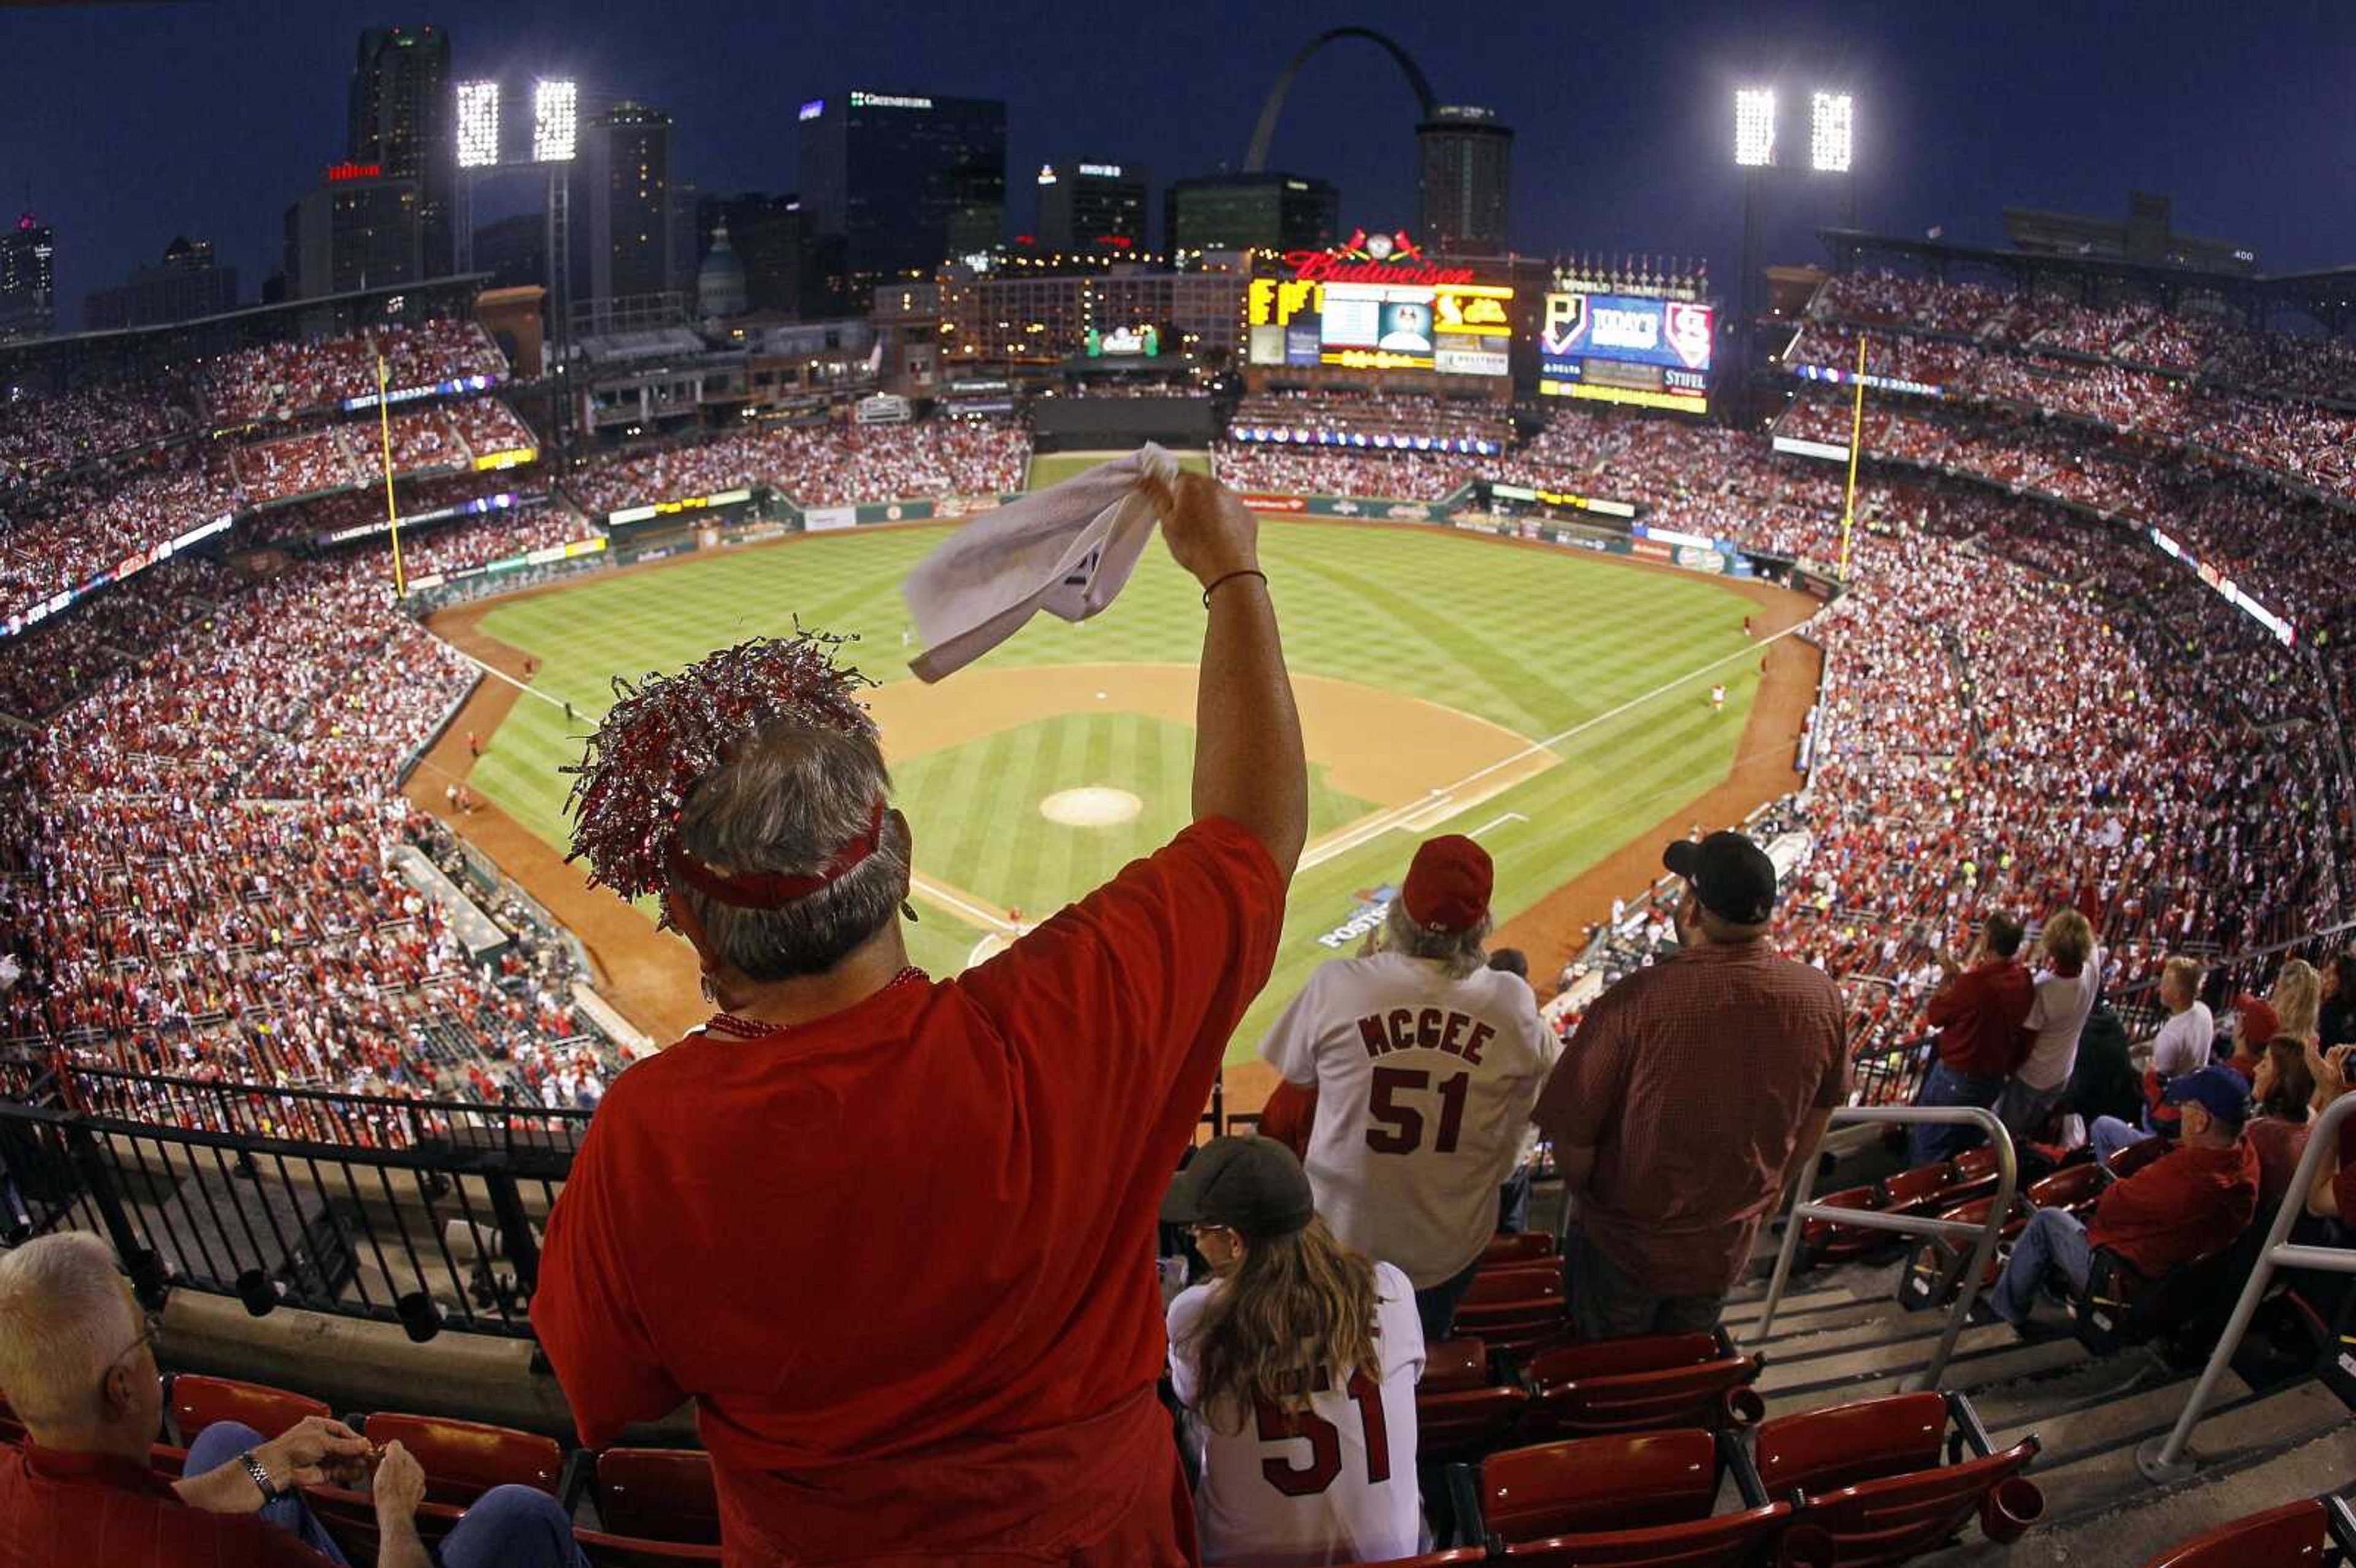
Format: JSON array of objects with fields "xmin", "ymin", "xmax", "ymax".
[
  {"xmin": 1160, "ymin": 471, "xmax": 1259, "ymax": 590},
  {"xmin": 2315, "ymin": 1043, "xmax": 2355, "ymax": 1110},
  {"xmin": 253, "ymin": 1416, "xmax": 372, "ymax": 1491},
  {"xmin": 370, "ymin": 1440, "xmax": 427, "ymax": 1522}
]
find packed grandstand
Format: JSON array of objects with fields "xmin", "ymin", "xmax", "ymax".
[{"xmin": 4, "ymin": 249, "xmax": 2356, "ymax": 1566}]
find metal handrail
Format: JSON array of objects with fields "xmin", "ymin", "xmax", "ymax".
[
  {"xmin": 1749, "ymin": 1105, "xmax": 2019, "ymax": 1391},
  {"xmin": 2136, "ymin": 1091, "xmax": 2356, "ymax": 1483}
]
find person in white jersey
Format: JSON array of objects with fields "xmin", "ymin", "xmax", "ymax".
[
  {"xmin": 1258, "ymin": 834, "xmax": 1556, "ymax": 1343},
  {"xmin": 2092, "ymin": 955, "xmax": 2214, "ymax": 1164},
  {"xmin": 1163, "ymin": 1136, "xmax": 1425, "ymax": 1567},
  {"xmin": 1995, "ymin": 909, "xmax": 2106, "ymax": 1141}
]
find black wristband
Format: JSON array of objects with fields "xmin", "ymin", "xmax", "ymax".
[
  {"xmin": 1201, "ymin": 568, "xmax": 1268, "ymax": 607},
  {"xmin": 238, "ymin": 1449, "xmax": 279, "ymax": 1503}
]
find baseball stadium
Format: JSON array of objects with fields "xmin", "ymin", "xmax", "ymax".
[{"xmin": 4, "ymin": 10, "xmax": 2356, "ymax": 1567}]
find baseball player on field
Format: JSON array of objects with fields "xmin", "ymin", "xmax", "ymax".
[{"xmin": 1258, "ymin": 834, "xmax": 1557, "ymax": 1343}]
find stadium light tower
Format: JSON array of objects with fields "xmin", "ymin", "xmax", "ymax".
[
  {"xmin": 1734, "ymin": 88, "xmax": 1777, "ymax": 169},
  {"xmin": 532, "ymin": 79, "xmax": 579, "ymax": 164},
  {"xmin": 1809, "ymin": 91, "xmax": 1852, "ymax": 174},
  {"xmin": 453, "ymin": 80, "xmax": 501, "ymax": 271}
]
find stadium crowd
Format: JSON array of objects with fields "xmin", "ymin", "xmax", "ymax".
[
  {"xmin": 561, "ymin": 418, "xmax": 1029, "ymax": 515},
  {"xmin": 1228, "ymin": 388, "xmax": 1514, "ymax": 451}
]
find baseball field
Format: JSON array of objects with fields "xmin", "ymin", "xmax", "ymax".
[{"xmin": 422, "ymin": 452, "xmax": 1816, "ymax": 1083}]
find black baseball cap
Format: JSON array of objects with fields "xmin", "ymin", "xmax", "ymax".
[
  {"xmin": 1664, "ymin": 830, "xmax": 1779, "ymax": 925},
  {"xmin": 1161, "ymin": 1136, "xmax": 1315, "ymax": 1239}
]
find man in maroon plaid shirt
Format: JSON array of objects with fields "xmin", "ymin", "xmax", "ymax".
[{"xmin": 1535, "ymin": 831, "xmax": 1850, "ymax": 1338}]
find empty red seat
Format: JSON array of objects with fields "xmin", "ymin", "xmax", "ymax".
[
  {"xmin": 360, "ymin": 1412, "xmax": 562, "ymax": 1504},
  {"xmin": 1416, "ymin": 1382, "xmax": 1531, "ymax": 1465},
  {"xmin": 1936, "ymin": 1148, "xmax": 2004, "ymax": 1206},
  {"xmin": 569, "ymin": 1529, "xmax": 724, "ymax": 1566},
  {"xmin": 1876, "ymin": 1162, "xmax": 1955, "ymax": 1212},
  {"xmin": 2025, "ymin": 1163, "xmax": 2108, "ymax": 1212},
  {"xmin": 1521, "ymin": 1331, "xmax": 1764, "ymax": 1439},
  {"xmin": 169, "ymin": 1373, "xmax": 332, "ymax": 1445},
  {"xmin": 1344, "ymin": 1553, "xmax": 1486, "ymax": 1567},
  {"xmin": 1750, "ymin": 1393, "xmax": 2042, "ymax": 1563},
  {"xmin": 1423, "ymin": 1337, "xmax": 1494, "ymax": 1394},
  {"xmin": 1454, "ymin": 1264, "xmax": 1571, "ymax": 1350},
  {"xmin": 1484, "ymin": 1232, "xmax": 1557, "ymax": 1266},
  {"xmin": 1895, "ymin": 1195, "xmax": 2028, "ymax": 1312},
  {"xmin": 596, "ymin": 1448, "xmax": 720, "ymax": 1545},
  {"xmin": 2137, "ymin": 1497, "xmax": 2331, "ymax": 1567},
  {"xmin": 1465, "ymin": 1430, "xmax": 1795, "ymax": 1566}
]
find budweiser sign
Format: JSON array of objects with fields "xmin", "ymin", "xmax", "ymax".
[{"xmin": 1283, "ymin": 228, "xmax": 1476, "ymax": 286}]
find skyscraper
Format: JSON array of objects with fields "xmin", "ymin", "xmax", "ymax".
[
  {"xmin": 1163, "ymin": 174, "xmax": 1338, "ymax": 256},
  {"xmin": 569, "ymin": 101, "xmax": 674, "ymax": 310},
  {"xmin": 347, "ymin": 26, "xmax": 455, "ymax": 275},
  {"xmin": 1417, "ymin": 106, "xmax": 1512, "ymax": 255},
  {"xmin": 796, "ymin": 90, "xmax": 1006, "ymax": 312},
  {"xmin": 1035, "ymin": 161, "xmax": 1150, "ymax": 254},
  {"xmin": 84, "ymin": 237, "xmax": 239, "ymax": 330},
  {"xmin": 285, "ymin": 171, "xmax": 423, "ymax": 299},
  {"xmin": 0, "ymin": 213, "xmax": 56, "ymax": 337}
]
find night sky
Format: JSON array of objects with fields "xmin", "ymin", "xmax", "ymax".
[{"xmin": 6, "ymin": 0, "xmax": 2354, "ymax": 316}]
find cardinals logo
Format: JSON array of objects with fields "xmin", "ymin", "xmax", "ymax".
[{"xmin": 1664, "ymin": 302, "xmax": 1715, "ymax": 370}]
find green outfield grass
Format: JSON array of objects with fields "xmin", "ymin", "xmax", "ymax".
[{"xmin": 466, "ymin": 519, "xmax": 1769, "ymax": 1062}]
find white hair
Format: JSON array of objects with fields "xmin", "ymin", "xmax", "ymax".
[
  {"xmin": 0, "ymin": 1232, "xmax": 136, "ymax": 1429},
  {"xmin": 1379, "ymin": 900, "xmax": 1491, "ymax": 979}
]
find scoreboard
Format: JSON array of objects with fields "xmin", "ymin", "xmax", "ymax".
[
  {"xmin": 1538, "ymin": 291, "xmax": 1715, "ymax": 413},
  {"xmin": 1245, "ymin": 229, "xmax": 1512, "ymax": 379}
]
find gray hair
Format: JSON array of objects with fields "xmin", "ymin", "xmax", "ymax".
[
  {"xmin": 673, "ymin": 718, "xmax": 909, "ymax": 982},
  {"xmin": 0, "ymin": 1232, "xmax": 136, "ymax": 1430},
  {"xmin": 1380, "ymin": 899, "xmax": 1491, "ymax": 979}
]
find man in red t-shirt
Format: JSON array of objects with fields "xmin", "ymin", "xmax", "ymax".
[
  {"xmin": 1989, "ymin": 1066, "xmax": 2258, "ymax": 1333},
  {"xmin": 533, "ymin": 472, "xmax": 1308, "ymax": 1566},
  {"xmin": 1911, "ymin": 912, "xmax": 2035, "ymax": 1164}
]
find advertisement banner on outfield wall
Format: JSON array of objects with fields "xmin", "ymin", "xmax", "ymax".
[
  {"xmin": 803, "ymin": 505, "xmax": 857, "ymax": 532},
  {"xmin": 1239, "ymin": 493, "xmax": 1309, "ymax": 513},
  {"xmin": 1301, "ymin": 496, "xmax": 1439, "ymax": 521},
  {"xmin": 853, "ymin": 499, "xmax": 935, "ymax": 526}
]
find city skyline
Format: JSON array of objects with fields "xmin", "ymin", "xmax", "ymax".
[{"xmin": 4, "ymin": 0, "xmax": 2354, "ymax": 323}]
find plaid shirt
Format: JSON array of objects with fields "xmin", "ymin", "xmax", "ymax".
[{"xmin": 1536, "ymin": 939, "xmax": 1851, "ymax": 1296}]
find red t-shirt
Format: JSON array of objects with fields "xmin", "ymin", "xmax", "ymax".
[
  {"xmin": 1926, "ymin": 959, "xmax": 2034, "ymax": 1080},
  {"xmin": 0, "ymin": 1442, "xmax": 331, "ymax": 1568},
  {"xmin": 532, "ymin": 819, "xmax": 1285, "ymax": 1566},
  {"xmin": 2088, "ymin": 1137, "xmax": 2260, "ymax": 1278}
]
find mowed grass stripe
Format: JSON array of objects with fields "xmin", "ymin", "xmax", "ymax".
[{"xmin": 467, "ymin": 519, "xmax": 1777, "ymax": 1063}]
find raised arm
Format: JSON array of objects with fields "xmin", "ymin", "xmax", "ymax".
[{"xmin": 1161, "ymin": 471, "xmax": 1307, "ymax": 880}]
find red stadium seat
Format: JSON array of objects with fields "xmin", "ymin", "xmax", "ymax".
[
  {"xmin": 595, "ymin": 1448, "xmax": 721, "ymax": 1545},
  {"xmin": 1345, "ymin": 1553, "xmax": 1486, "ymax": 1567},
  {"xmin": 1417, "ymin": 1382, "xmax": 1531, "ymax": 1466},
  {"xmin": 1484, "ymin": 1232, "xmax": 1558, "ymax": 1266},
  {"xmin": 1798, "ymin": 1185, "xmax": 1889, "ymax": 1267},
  {"xmin": 1520, "ymin": 1330, "xmax": 1765, "ymax": 1439},
  {"xmin": 1895, "ymin": 1194, "xmax": 2028, "ymax": 1312},
  {"xmin": 2136, "ymin": 1498, "xmax": 2331, "ymax": 1567},
  {"xmin": 168, "ymin": 1373, "xmax": 332, "ymax": 1445},
  {"xmin": 2108, "ymin": 1134, "xmax": 2172, "ymax": 1182},
  {"xmin": 360, "ymin": 1412, "xmax": 562, "ymax": 1504},
  {"xmin": 1423, "ymin": 1337, "xmax": 1495, "ymax": 1394},
  {"xmin": 1453, "ymin": 1264, "xmax": 1572, "ymax": 1351},
  {"xmin": 1876, "ymin": 1162, "xmax": 1955, "ymax": 1212},
  {"xmin": 1752, "ymin": 1393, "xmax": 2042, "ymax": 1562},
  {"xmin": 2025, "ymin": 1163, "xmax": 2108, "ymax": 1213},
  {"xmin": 1935, "ymin": 1147, "xmax": 2004, "ymax": 1206},
  {"xmin": 569, "ymin": 1530, "xmax": 725, "ymax": 1566},
  {"xmin": 1463, "ymin": 1430, "xmax": 1796, "ymax": 1566}
]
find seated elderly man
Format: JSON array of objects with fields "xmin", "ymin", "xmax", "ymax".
[
  {"xmin": 1987, "ymin": 1066, "xmax": 2259, "ymax": 1337},
  {"xmin": 0, "ymin": 1232, "xmax": 587, "ymax": 1568}
]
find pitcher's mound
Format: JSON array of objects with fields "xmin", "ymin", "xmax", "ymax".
[{"xmin": 1041, "ymin": 786, "xmax": 1143, "ymax": 828}]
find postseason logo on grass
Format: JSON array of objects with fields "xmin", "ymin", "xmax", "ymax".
[{"xmin": 1317, "ymin": 885, "xmax": 1399, "ymax": 950}]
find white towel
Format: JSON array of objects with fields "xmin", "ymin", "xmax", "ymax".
[{"xmin": 901, "ymin": 443, "xmax": 1179, "ymax": 683}]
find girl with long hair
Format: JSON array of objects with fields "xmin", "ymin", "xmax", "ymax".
[{"xmin": 1163, "ymin": 1137, "xmax": 1425, "ymax": 1566}]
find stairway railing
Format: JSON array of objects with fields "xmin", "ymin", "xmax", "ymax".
[
  {"xmin": 2136, "ymin": 1089, "xmax": 2356, "ymax": 1484},
  {"xmin": 1747, "ymin": 1104, "xmax": 2019, "ymax": 1391}
]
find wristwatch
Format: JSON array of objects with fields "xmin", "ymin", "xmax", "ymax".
[{"xmin": 237, "ymin": 1450, "xmax": 280, "ymax": 1504}]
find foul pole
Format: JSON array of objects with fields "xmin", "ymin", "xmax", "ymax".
[
  {"xmin": 1838, "ymin": 332, "xmax": 1868, "ymax": 580},
  {"xmin": 376, "ymin": 352, "xmax": 407, "ymax": 598}
]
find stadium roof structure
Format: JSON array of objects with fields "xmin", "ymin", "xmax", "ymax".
[{"xmin": 1819, "ymin": 228, "xmax": 2356, "ymax": 334}]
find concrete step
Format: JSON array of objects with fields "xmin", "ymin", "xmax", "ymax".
[
  {"xmin": 1964, "ymin": 1352, "xmax": 2211, "ymax": 1444},
  {"xmin": 1914, "ymin": 1391, "xmax": 2356, "ymax": 1566},
  {"xmin": 2018, "ymin": 1382, "xmax": 2352, "ymax": 1529},
  {"xmin": 1989, "ymin": 1371, "xmax": 2239, "ymax": 1462},
  {"xmin": 1761, "ymin": 1334, "xmax": 2090, "ymax": 1418}
]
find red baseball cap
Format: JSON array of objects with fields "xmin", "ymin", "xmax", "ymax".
[
  {"xmin": 2235, "ymin": 993, "xmax": 2280, "ymax": 1047},
  {"xmin": 1402, "ymin": 835, "xmax": 1493, "ymax": 932}
]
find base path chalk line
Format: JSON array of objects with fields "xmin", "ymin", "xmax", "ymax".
[
  {"xmin": 1470, "ymin": 811, "xmax": 1531, "ymax": 837},
  {"xmin": 1297, "ymin": 618, "xmax": 1815, "ymax": 873},
  {"xmin": 908, "ymin": 871, "xmax": 1018, "ymax": 934}
]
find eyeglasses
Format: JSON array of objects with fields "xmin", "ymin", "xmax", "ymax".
[{"xmin": 106, "ymin": 1310, "xmax": 162, "ymax": 1373}]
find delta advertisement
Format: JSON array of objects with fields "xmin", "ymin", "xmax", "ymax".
[{"xmin": 1538, "ymin": 291, "xmax": 1715, "ymax": 413}]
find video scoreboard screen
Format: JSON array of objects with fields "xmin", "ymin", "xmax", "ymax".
[
  {"xmin": 1245, "ymin": 229, "xmax": 1511, "ymax": 377},
  {"xmin": 1538, "ymin": 291, "xmax": 1715, "ymax": 413}
]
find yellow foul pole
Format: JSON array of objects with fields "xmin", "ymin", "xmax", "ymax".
[
  {"xmin": 1838, "ymin": 331, "xmax": 1868, "ymax": 580},
  {"xmin": 377, "ymin": 352, "xmax": 407, "ymax": 599}
]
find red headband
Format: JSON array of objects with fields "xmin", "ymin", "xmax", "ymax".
[{"xmin": 668, "ymin": 799, "xmax": 888, "ymax": 910}]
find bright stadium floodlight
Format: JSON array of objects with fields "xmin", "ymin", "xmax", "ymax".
[
  {"xmin": 456, "ymin": 80, "xmax": 501, "ymax": 169},
  {"xmin": 1811, "ymin": 90, "xmax": 1854, "ymax": 173},
  {"xmin": 532, "ymin": 79, "xmax": 578, "ymax": 163},
  {"xmin": 1735, "ymin": 88, "xmax": 1777, "ymax": 168}
]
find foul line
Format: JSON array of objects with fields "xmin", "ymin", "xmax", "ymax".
[
  {"xmin": 1471, "ymin": 811, "xmax": 1530, "ymax": 836},
  {"xmin": 909, "ymin": 870, "xmax": 1018, "ymax": 934},
  {"xmin": 1299, "ymin": 620, "xmax": 1814, "ymax": 871},
  {"xmin": 434, "ymin": 636, "xmax": 571, "ymax": 715}
]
